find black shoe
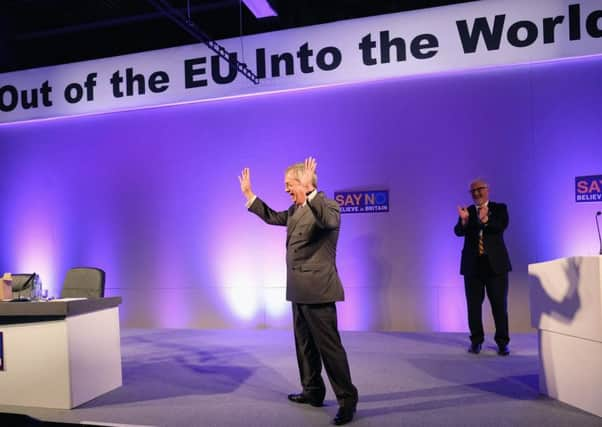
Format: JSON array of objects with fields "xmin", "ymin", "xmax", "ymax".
[
  {"xmin": 287, "ymin": 393, "xmax": 324, "ymax": 407},
  {"xmin": 333, "ymin": 405, "xmax": 356, "ymax": 425},
  {"xmin": 497, "ymin": 345, "xmax": 510, "ymax": 356},
  {"xmin": 467, "ymin": 343, "xmax": 482, "ymax": 354}
]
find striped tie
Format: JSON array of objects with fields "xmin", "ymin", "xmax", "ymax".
[{"xmin": 477, "ymin": 207, "xmax": 484, "ymax": 255}]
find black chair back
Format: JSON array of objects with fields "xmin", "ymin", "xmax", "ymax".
[{"xmin": 60, "ymin": 267, "xmax": 105, "ymax": 299}]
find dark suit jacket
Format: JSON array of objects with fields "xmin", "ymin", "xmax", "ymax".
[
  {"xmin": 454, "ymin": 201, "xmax": 512, "ymax": 276},
  {"xmin": 249, "ymin": 192, "xmax": 345, "ymax": 303}
]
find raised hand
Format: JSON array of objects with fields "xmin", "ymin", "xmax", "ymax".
[
  {"xmin": 238, "ymin": 168, "xmax": 255, "ymax": 201},
  {"xmin": 299, "ymin": 157, "xmax": 317, "ymax": 191}
]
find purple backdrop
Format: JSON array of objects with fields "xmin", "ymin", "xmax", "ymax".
[{"xmin": 1, "ymin": 54, "xmax": 601, "ymax": 331}]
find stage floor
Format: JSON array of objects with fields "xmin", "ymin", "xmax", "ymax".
[{"xmin": 1, "ymin": 329, "xmax": 600, "ymax": 426}]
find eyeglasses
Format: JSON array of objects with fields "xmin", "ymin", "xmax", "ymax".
[{"xmin": 469, "ymin": 186, "xmax": 488, "ymax": 194}]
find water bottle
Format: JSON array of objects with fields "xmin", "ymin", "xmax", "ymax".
[
  {"xmin": 38, "ymin": 275, "xmax": 44, "ymax": 300},
  {"xmin": 33, "ymin": 274, "xmax": 42, "ymax": 300}
]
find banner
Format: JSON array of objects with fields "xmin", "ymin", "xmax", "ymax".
[
  {"xmin": 335, "ymin": 191, "xmax": 390, "ymax": 214},
  {"xmin": 1, "ymin": 0, "xmax": 601, "ymax": 124},
  {"xmin": 576, "ymin": 175, "xmax": 602, "ymax": 202}
]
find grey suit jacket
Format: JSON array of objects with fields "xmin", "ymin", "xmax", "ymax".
[{"xmin": 249, "ymin": 192, "xmax": 345, "ymax": 303}]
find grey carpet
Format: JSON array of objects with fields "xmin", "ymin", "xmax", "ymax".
[{"xmin": 1, "ymin": 329, "xmax": 600, "ymax": 427}]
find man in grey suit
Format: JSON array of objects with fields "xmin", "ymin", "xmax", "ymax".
[{"xmin": 239, "ymin": 157, "xmax": 358, "ymax": 425}]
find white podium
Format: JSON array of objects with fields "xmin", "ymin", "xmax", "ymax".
[
  {"xmin": 0, "ymin": 297, "xmax": 122, "ymax": 409},
  {"xmin": 528, "ymin": 256, "xmax": 602, "ymax": 417}
]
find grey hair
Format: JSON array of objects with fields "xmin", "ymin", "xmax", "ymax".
[
  {"xmin": 286, "ymin": 162, "xmax": 318, "ymax": 187},
  {"xmin": 469, "ymin": 178, "xmax": 488, "ymax": 188}
]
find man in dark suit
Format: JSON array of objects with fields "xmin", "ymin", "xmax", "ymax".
[
  {"xmin": 454, "ymin": 179, "xmax": 512, "ymax": 356},
  {"xmin": 239, "ymin": 157, "xmax": 358, "ymax": 425}
]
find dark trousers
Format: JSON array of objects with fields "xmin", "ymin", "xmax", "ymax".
[
  {"xmin": 292, "ymin": 302, "xmax": 358, "ymax": 407},
  {"xmin": 463, "ymin": 255, "xmax": 510, "ymax": 347}
]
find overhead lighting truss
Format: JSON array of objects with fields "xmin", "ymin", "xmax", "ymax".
[{"xmin": 147, "ymin": 0, "xmax": 260, "ymax": 84}]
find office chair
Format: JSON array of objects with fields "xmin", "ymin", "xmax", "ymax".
[{"xmin": 60, "ymin": 267, "xmax": 105, "ymax": 299}]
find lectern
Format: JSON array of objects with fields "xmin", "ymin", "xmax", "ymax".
[
  {"xmin": 0, "ymin": 297, "xmax": 122, "ymax": 408},
  {"xmin": 528, "ymin": 256, "xmax": 602, "ymax": 417}
]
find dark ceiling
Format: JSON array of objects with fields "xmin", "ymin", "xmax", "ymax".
[{"xmin": 1, "ymin": 0, "xmax": 476, "ymax": 74}]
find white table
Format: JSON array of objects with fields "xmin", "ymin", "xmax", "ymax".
[
  {"xmin": 529, "ymin": 256, "xmax": 602, "ymax": 417},
  {"xmin": 0, "ymin": 297, "xmax": 122, "ymax": 409}
]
